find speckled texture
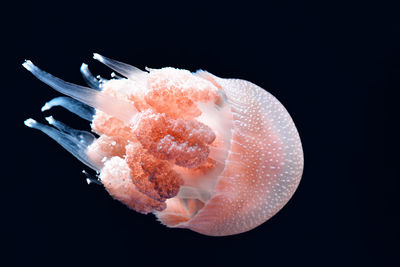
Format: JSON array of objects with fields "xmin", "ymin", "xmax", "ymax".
[
  {"xmin": 23, "ymin": 58, "xmax": 303, "ymax": 236},
  {"xmin": 172, "ymin": 74, "xmax": 304, "ymax": 236},
  {"xmin": 90, "ymin": 69, "xmax": 303, "ymax": 236}
]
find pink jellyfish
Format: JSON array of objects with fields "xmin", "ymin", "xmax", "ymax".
[{"xmin": 23, "ymin": 54, "xmax": 303, "ymax": 236}]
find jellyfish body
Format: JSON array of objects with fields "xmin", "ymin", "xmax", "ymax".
[{"xmin": 23, "ymin": 54, "xmax": 303, "ymax": 236}]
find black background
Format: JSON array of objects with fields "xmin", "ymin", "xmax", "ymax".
[{"xmin": 3, "ymin": 1, "xmax": 397, "ymax": 266}]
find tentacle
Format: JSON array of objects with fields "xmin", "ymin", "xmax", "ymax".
[
  {"xmin": 24, "ymin": 118, "xmax": 101, "ymax": 171},
  {"xmin": 45, "ymin": 116, "xmax": 96, "ymax": 146},
  {"xmin": 80, "ymin": 63, "xmax": 101, "ymax": 90},
  {"xmin": 82, "ymin": 170, "xmax": 102, "ymax": 185},
  {"xmin": 93, "ymin": 53, "xmax": 145, "ymax": 80},
  {"xmin": 41, "ymin": 96, "xmax": 95, "ymax": 121},
  {"xmin": 22, "ymin": 60, "xmax": 137, "ymax": 123}
]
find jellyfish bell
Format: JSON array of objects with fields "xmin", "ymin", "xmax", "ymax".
[{"xmin": 23, "ymin": 54, "xmax": 303, "ymax": 236}]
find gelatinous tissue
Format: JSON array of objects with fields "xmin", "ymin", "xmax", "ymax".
[{"xmin": 23, "ymin": 54, "xmax": 303, "ymax": 236}]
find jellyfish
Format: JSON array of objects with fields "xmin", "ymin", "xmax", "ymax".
[{"xmin": 23, "ymin": 54, "xmax": 304, "ymax": 236}]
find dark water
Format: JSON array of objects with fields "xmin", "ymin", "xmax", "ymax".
[{"xmin": 3, "ymin": 1, "xmax": 397, "ymax": 266}]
